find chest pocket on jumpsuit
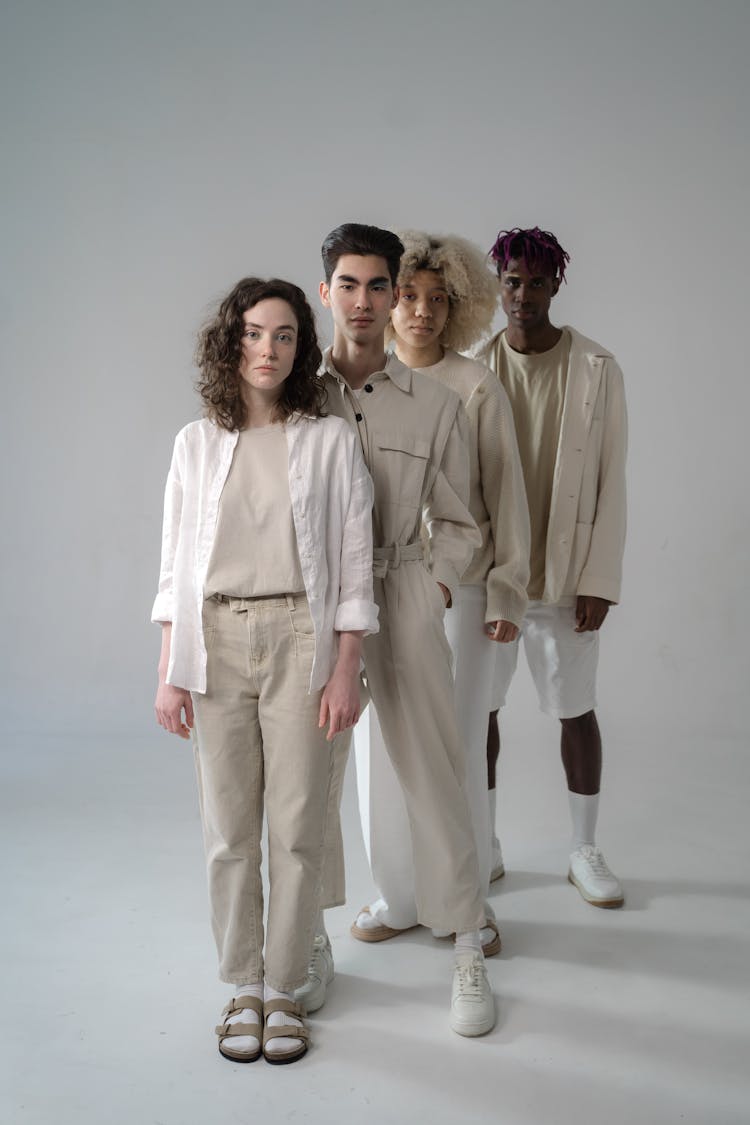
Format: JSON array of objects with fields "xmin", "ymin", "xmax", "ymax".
[{"xmin": 373, "ymin": 434, "xmax": 430, "ymax": 512}]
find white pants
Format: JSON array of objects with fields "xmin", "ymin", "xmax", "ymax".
[{"xmin": 355, "ymin": 585, "xmax": 495, "ymax": 929}]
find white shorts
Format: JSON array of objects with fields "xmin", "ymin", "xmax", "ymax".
[{"xmin": 492, "ymin": 602, "xmax": 598, "ymax": 720}]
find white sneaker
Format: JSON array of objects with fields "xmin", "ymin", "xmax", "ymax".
[
  {"xmin": 294, "ymin": 934, "xmax": 334, "ymax": 1013},
  {"xmin": 568, "ymin": 845, "xmax": 624, "ymax": 908},
  {"xmin": 490, "ymin": 835, "xmax": 505, "ymax": 881},
  {"xmin": 450, "ymin": 952, "xmax": 495, "ymax": 1037}
]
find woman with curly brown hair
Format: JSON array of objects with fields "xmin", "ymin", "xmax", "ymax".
[
  {"xmin": 349, "ymin": 233, "xmax": 529, "ymax": 955},
  {"xmin": 152, "ymin": 277, "xmax": 378, "ymax": 1064}
]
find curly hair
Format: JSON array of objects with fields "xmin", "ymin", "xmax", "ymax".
[
  {"xmin": 321, "ymin": 222, "xmax": 404, "ymax": 287},
  {"xmin": 489, "ymin": 227, "xmax": 570, "ymax": 284},
  {"xmin": 387, "ymin": 230, "xmax": 499, "ymax": 352},
  {"xmin": 195, "ymin": 278, "xmax": 325, "ymax": 431}
]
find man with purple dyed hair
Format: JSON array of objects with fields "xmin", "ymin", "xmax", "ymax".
[{"xmin": 475, "ymin": 227, "xmax": 627, "ymax": 908}]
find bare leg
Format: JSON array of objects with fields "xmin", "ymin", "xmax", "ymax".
[
  {"xmin": 486, "ymin": 710, "xmax": 504, "ymax": 880},
  {"xmin": 560, "ymin": 710, "xmax": 601, "ymax": 795},
  {"xmin": 562, "ymin": 710, "xmax": 622, "ymax": 906},
  {"xmin": 486, "ymin": 709, "xmax": 500, "ymax": 788}
]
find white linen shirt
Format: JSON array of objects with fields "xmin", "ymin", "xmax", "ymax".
[{"xmin": 151, "ymin": 413, "xmax": 379, "ymax": 694}]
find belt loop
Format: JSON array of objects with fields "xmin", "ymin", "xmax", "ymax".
[
  {"xmin": 392, "ymin": 542, "xmax": 401, "ymax": 569},
  {"xmin": 286, "ymin": 593, "xmax": 296, "ymax": 611}
]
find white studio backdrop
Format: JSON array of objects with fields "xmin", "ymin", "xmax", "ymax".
[{"xmin": 1, "ymin": 0, "xmax": 748, "ymax": 743}]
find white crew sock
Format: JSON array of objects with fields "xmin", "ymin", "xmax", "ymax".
[
  {"xmin": 454, "ymin": 930, "xmax": 484, "ymax": 957},
  {"xmin": 264, "ymin": 983, "xmax": 304, "ymax": 1057},
  {"xmin": 225, "ymin": 980, "xmax": 263, "ymax": 1053},
  {"xmin": 568, "ymin": 791, "xmax": 599, "ymax": 851},
  {"xmin": 314, "ymin": 909, "xmax": 327, "ymax": 939},
  {"xmin": 355, "ymin": 909, "xmax": 382, "ymax": 931}
]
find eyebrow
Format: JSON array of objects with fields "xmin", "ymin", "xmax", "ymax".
[
  {"xmin": 402, "ymin": 282, "xmax": 448, "ymax": 292},
  {"xmin": 336, "ymin": 274, "xmax": 390, "ymax": 285},
  {"xmin": 245, "ymin": 322, "xmax": 297, "ymax": 331},
  {"xmin": 503, "ymin": 272, "xmax": 545, "ymax": 281}
]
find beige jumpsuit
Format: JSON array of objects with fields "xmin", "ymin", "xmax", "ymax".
[{"xmin": 321, "ymin": 351, "xmax": 486, "ymax": 933}]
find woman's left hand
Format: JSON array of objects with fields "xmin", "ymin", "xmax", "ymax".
[{"xmin": 319, "ymin": 665, "xmax": 361, "ymax": 742}]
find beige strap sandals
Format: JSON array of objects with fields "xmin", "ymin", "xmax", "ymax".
[
  {"xmin": 215, "ymin": 995, "xmax": 263, "ymax": 1063},
  {"xmin": 262, "ymin": 998, "xmax": 309, "ymax": 1065}
]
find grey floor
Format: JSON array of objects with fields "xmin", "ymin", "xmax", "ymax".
[{"xmin": 3, "ymin": 708, "xmax": 749, "ymax": 1125}]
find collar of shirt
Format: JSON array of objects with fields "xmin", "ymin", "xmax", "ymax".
[{"xmin": 320, "ymin": 345, "xmax": 413, "ymax": 394}]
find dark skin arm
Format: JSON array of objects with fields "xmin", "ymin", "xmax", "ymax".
[{"xmin": 574, "ymin": 595, "xmax": 612, "ymax": 632}]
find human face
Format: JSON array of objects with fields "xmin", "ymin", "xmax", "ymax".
[
  {"xmin": 239, "ymin": 298, "xmax": 298, "ymax": 402},
  {"xmin": 320, "ymin": 254, "xmax": 397, "ymax": 345},
  {"xmin": 499, "ymin": 257, "xmax": 559, "ymax": 333},
  {"xmin": 391, "ymin": 270, "xmax": 450, "ymax": 355}
]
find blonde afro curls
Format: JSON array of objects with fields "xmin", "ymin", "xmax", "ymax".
[{"xmin": 389, "ymin": 230, "xmax": 499, "ymax": 352}]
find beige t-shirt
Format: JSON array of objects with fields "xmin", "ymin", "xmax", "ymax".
[
  {"xmin": 496, "ymin": 329, "xmax": 571, "ymax": 599},
  {"xmin": 204, "ymin": 424, "xmax": 304, "ymax": 598}
]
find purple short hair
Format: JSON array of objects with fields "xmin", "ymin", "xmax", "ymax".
[{"xmin": 489, "ymin": 227, "xmax": 570, "ymax": 284}]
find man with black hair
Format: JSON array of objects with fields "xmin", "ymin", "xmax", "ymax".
[{"xmin": 297, "ymin": 222, "xmax": 496, "ymax": 1037}]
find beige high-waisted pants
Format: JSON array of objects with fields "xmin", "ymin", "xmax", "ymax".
[
  {"xmin": 354, "ymin": 584, "xmax": 496, "ymax": 929},
  {"xmin": 192, "ymin": 593, "xmax": 333, "ymax": 991},
  {"xmin": 322, "ymin": 556, "xmax": 485, "ymax": 934}
]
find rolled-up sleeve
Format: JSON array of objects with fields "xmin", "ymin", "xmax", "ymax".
[
  {"xmin": 151, "ymin": 434, "xmax": 185, "ymax": 624},
  {"xmin": 334, "ymin": 435, "xmax": 379, "ymax": 635}
]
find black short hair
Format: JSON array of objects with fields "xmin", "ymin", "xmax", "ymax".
[{"xmin": 321, "ymin": 222, "xmax": 404, "ymax": 287}]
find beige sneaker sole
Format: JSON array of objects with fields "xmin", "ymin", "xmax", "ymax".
[{"xmin": 568, "ymin": 871, "xmax": 624, "ymax": 908}]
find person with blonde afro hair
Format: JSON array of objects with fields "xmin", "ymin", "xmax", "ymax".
[
  {"xmin": 348, "ymin": 230, "xmax": 531, "ymax": 954},
  {"xmin": 385, "ymin": 230, "xmax": 499, "ymax": 352}
]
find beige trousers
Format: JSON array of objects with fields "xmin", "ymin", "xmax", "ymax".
[
  {"xmin": 323, "ymin": 558, "xmax": 485, "ymax": 933},
  {"xmin": 192, "ymin": 594, "xmax": 333, "ymax": 991},
  {"xmin": 354, "ymin": 585, "xmax": 496, "ymax": 930}
]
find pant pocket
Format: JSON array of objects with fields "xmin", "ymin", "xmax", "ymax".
[{"xmin": 288, "ymin": 595, "xmax": 315, "ymax": 638}]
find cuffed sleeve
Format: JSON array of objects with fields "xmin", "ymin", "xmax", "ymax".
[
  {"xmin": 150, "ymin": 433, "xmax": 185, "ymax": 625},
  {"xmin": 335, "ymin": 438, "xmax": 379, "ymax": 635}
]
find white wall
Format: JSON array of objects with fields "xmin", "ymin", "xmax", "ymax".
[{"xmin": 2, "ymin": 0, "xmax": 748, "ymax": 740}]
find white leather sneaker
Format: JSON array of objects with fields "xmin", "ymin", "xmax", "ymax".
[
  {"xmin": 450, "ymin": 953, "xmax": 495, "ymax": 1037},
  {"xmin": 568, "ymin": 845, "xmax": 624, "ymax": 908},
  {"xmin": 294, "ymin": 934, "xmax": 334, "ymax": 1013}
]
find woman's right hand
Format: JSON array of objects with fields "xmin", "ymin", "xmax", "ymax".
[
  {"xmin": 154, "ymin": 621, "xmax": 193, "ymax": 739},
  {"xmin": 155, "ymin": 681, "xmax": 194, "ymax": 739}
]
